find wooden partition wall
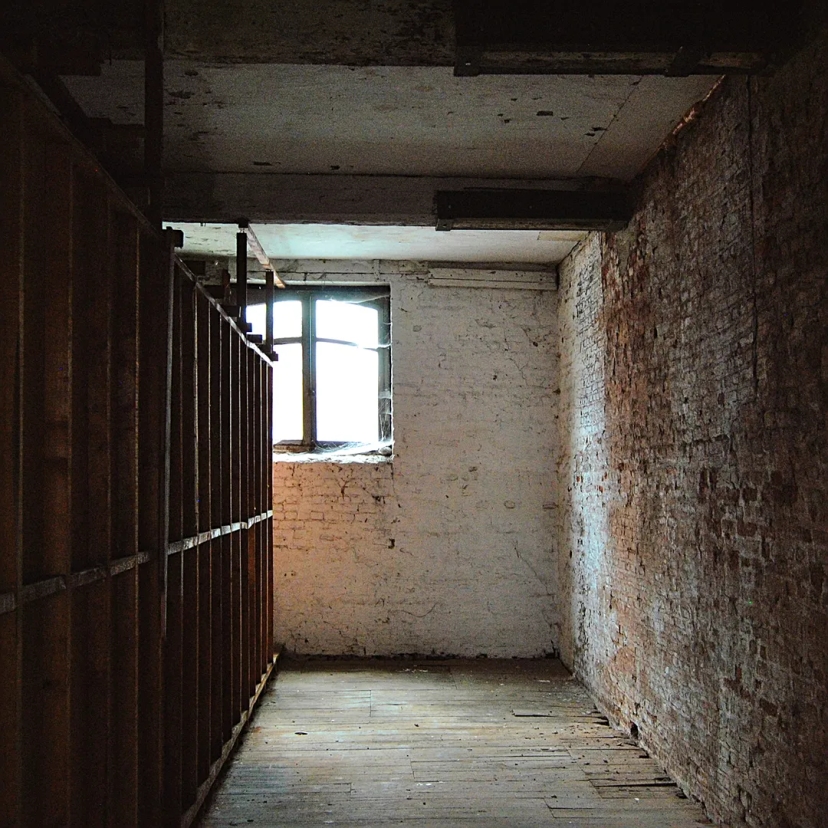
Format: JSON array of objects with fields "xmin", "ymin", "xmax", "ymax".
[{"xmin": 0, "ymin": 57, "xmax": 275, "ymax": 827}]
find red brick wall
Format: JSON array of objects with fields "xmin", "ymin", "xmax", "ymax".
[{"xmin": 556, "ymin": 31, "xmax": 828, "ymax": 828}]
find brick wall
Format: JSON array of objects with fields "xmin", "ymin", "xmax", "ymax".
[
  {"xmin": 556, "ymin": 31, "xmax": 828, "ymax": 828},
  {"xmin": 273, "ymin": 263, "xmax": 563, "ymax": 657}
]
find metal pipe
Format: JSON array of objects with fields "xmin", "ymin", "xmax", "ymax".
[{"xmin": 236, "ymin": 230, "xmax": 248, "ymax": 329}]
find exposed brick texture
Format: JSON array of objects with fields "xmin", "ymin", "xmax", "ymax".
[
  {"xmin": 556, "ymin": 31, "xmax": 828, "ymax": 828},
  {"xmin": 273, "ymin": 264, "xmax": 563, "ymax": 657}
]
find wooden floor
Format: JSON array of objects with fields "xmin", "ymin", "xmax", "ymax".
[{"xmin": 197, "ymin": 658, "xmax": 712, "ymax": 827}]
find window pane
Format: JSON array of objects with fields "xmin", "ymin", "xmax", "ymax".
[
  {"xmin": 274, "ymin": 300, "xmax": 303, "ymax": 339},
  {"xmin": 245, "ymin": 303, "xmax": 266, "ymax": 338},
  {"xmin": 272, "ymin": 343, "xmax": 303, "ymax": 442},
  {"xmin": 316, "ymin": 300, "xmax": 378, "ymax": 348},
  {"xmin": 315, "ymin": 342, "xmax": 379, "ymax": 443}
]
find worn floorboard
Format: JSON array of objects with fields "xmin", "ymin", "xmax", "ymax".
[{"xmin": 197, "ymin": 658, "xmax": 711, "ymax": 827}]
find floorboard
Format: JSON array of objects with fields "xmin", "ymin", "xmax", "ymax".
[{"xmin": 197, "ymin": 658, "xmax": 711, "ymax": 827}]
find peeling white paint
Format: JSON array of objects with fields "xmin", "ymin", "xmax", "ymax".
[{"xmin": 272, "ymin": 261, "xmax": 562, "ymax": 656}]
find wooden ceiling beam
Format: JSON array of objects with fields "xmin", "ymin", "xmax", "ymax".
[
  {"xmin": 434, "ymin": 189, "xmax": 631, "ymax": 231},
  {"xmin": 453, "ymin": 0, "xmax": 805, "ymax": 77}
]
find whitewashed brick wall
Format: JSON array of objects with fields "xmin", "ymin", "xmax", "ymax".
[{"xmin": 272, "ymin": 262, "xmax": 563, "ymax": 656}]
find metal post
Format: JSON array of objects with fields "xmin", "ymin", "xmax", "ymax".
[{"xmin": 236, "ymin": 229, "xmax": 248, "ymax": 331}]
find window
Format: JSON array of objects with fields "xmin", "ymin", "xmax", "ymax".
[{"xmin": 246, "ymin": 286, "xmax": 391, "ymax": 453}]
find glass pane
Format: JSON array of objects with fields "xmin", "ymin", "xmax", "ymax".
[
  {"xmin": 245, "ymin": 303, "xmax": 266, "ymax": 338},
  {"xmin": 316, "ymin": 300, "xmax": 378, "ymax": 348},
  {"xmin": 316, "ymin": 342, "xmax": 379, "ymax": 443},
  {"xmin": 274, "ymin": 300, "xmax": 303, "ymax": 339},
  {"xmin": 272, "ymin": 343, "xmax": 303, "ymax": 442}
]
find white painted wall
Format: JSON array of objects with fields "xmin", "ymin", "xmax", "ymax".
[{"xmin": 272, "ymin": 261, "xmax": 563, "ymax": 656}]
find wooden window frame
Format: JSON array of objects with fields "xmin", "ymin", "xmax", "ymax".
[{"xmin": 270, "ymin": 285, "xmax": 391, "ymax": 453}]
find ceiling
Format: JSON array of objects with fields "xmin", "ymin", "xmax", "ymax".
[
  {"xmin": 66, "ymin": 61, "xmax": 714, "ymax": 181},
  {"xmin": 54, "ymin": 2, "xmax": 722, "ymax": 264}
]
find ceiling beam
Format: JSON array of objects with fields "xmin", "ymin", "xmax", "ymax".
[
  {"xmin": 453, "ymin": 0, "xmax": 805, "ymax": 76},
  {"xmin": 434, "ymin": 189, "xmax": 631, "ymax": 231},
  {"xmin": 164, "ymin": 173, "xmax": 620, "ymax": 226}
]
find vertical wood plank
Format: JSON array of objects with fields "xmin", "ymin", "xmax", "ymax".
[
  {"xmin": 181, "ymin": 546, "xmax": 200, "ymax": 810},
  {"xmin": 164, "ymin": 259, "xmax": 185, "ymax": 825},
  {"xmin": 239, "ymin": 343, "xmax": 250, "ymax": 703},
  {"xmin": 110, "ymin": 569, "xmax": 139, "ymax": 828},
  {"xmin": 41, "ymin": 140, "xmax": 74, "ymax": 575},
  {"xmin": 221, "ymin": 319, "xmax": 234, "ymax": 740},
  {"xmin": 163, "ymin": 554, "xmax": 184, "ymax": 826},
  {"xmin": 230, "ymin": 334, "xmax": 242, "ymax": 724},
  {"xmin": 169, "ymin": 273, "xmax": 184, "ymax": 546},
  {"xmin": 181, "ymin": 278, "xmax": 198, "ymax": 539},
  {"xmin": 209, "ymin": 309, "xmax": 224, "ymax": 762},
  {"xmin": 20, "ymin": 111, "xmax": 49, "ymax": 585},
  {"xmin": 82, "ymin": 175, "xmax": 113, "ymax": 569},
  {"xmin": 266, "ymin": 362, "xmax": 274, "ymax": 660},
  {"xmin": 180, "ymin": 276, "xmax": 200, "ymax": 808},
  {"xmin": 136, "ymin": 229, "xmax": 166, "ymax": 828},
  {"xmin": 70, "ymin": 581, "xmax": 111, "ymax": 826},
  {"xmin": 111, "ymin": 211, "xmax": 140, "ymax": 561},
  {"xmin": 20, "ymin": 132, "xmax": 75, "ymax": 828},
  {"xmin": 196, "ymin": 292, "xmax": 213, "ymax": 783},
  {"xmin": 0, "ymin": 78, "xmax": 23, "ymax": 828},
  {"xmin": 21, "ymin": 592, "xmax": 71, "ymax": 827}
]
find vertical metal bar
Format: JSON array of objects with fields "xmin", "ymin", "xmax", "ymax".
[
  {"xmin": 265, "ymin": 268, "xmax": 275, "ymax": 354},
  {"xmin": 302, "ymin": 294, "xmax": 315, "ymax": 446},
  {"xmin": 236, "ymin": 231, "xmax": 248, "ymax": 329}
]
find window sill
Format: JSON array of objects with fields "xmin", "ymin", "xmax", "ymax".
[{"xmin": 272, "ymin": 451, "xmax": 393, "ymax": 465}]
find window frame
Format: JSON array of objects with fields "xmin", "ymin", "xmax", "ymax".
[{"xmin": 270, "ymin": 284, "xmax": 391, "ymax": 453}]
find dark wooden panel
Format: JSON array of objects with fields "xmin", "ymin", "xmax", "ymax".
[
  {"xmin": 220, "ymin": 534, "xmax": 233, "ymax": 742},
  {"xmin": 20, "ymin": 106, "xmax": 49, "ymax": 584},
  {"xmin": 0, "ymin": 612, "xmax": 20, "ymax": 827},
  {"xmin": 197, "ymin": 293, "xmax": 212, "ymax": 531},
  {"xmin": 110, "ymin": 569, "xmax": 139, "ymax": 828},
  {"xmin": 70, "ymin": 581, "xmax": 111, "ymax": 826},
  {"xmin": 40, "ymin": 141, "xmax": 74, "ymax": 582},
  {"xmin": 181, "ymin": 278, "xmax": 198, "ymax": 540},
  {"xmin": 111, "ymin": 211, "xmax": 141, "ymax": 561},
  {"xmin": 21, "ymin": 592, "xmax": 70, "ymax": 826},
  {"xmin": 0, "ymin": 73, "xmax": 24, "ymax": 828},
  {"xmin": 0, "ymin": 60, "xmax": 22, "ymax": 596},
  {"xmin": 168, "ymin": 273, "xmax": 184, "ymax": 544},
  {"xmin": 230, "ymin": 530, "xmax": 243, "ymax": 728},
  {"xmin": 209, "ymin": 306, "xmax": 225, "ymax": 763},
  {"xmin": 137, "ymin": 559, "xmax": 163, "ymax": 827},
  {"xmin": 71, "ymin": 168, "xmax": 112, "ymax": 571},
  {"xmin": 85, "ymin": 178, "xmax": 113, "ymax": 568},
  {"xmin": 181, "ymin": 545, "xmax": 200, "ymax": 811},
  {"xmin": 163, "ymin": 554, "xmax": 184, "ymax": 825},
  {"xmin": 197, "ymin": 540, "xmax": 213, "ymax": 781},
  {"xmin": 136, "ymin": 231, "xmax": 167, "ymax": 827}
]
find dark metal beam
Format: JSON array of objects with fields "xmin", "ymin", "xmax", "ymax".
[
  {"xmin": 434, "ymin": 189, "xmax": 631, "ymax": 231},
  {"xmin": 453, "ymin": 0, "xmax": 805, "ymax": 76}
]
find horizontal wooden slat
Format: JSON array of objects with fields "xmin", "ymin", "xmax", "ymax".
[{"xmin": 1, "ymin": 553, "xmax": 154, "ymax": 614}]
